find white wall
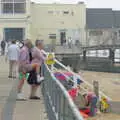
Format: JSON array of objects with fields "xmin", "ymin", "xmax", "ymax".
[
  {"xmin": 0, "ymin": 2, "xmax": 86, "ymax": 46},
  {"xmin": 30, "ymin": 3, "xmax": 86, "ymax": 45},
  {"xmin": 0, "ymin": 0, "xmax": 31, "ymax": 40}
]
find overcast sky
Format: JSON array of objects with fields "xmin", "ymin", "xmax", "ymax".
[{"xmin": 32, "ymin": 0, "xmax": 120, "ymax": 10}]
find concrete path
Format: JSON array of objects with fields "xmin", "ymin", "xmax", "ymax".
[
  {"xmin": 13, "ymin": 83, "xmax": 48, "ymax": 120},
  {"xmin": 0, "ymin": 56, "xmax": 48, "ymax": 120},
  {"xmin": 0, "ymin": 56, "xmax": 13, "ymax": 119}
]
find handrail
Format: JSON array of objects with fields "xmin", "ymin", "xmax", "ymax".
[
  {"xmin": 42, "ymin": 50, "xmax": 112, "ymax": 100},
  {"xmin": 42, "ymin": 64, "xmax": 84, "ymax": 120},
  {"xmin": 55, "ymin": 59, "xmax": 112, "ymax": 100},
  {"xmin": 50, "ymin": 69, "xmax": 84, "ymax": 120}
]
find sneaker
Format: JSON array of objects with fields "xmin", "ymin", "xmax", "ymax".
[
  {"xmin": 17, "ymin": 93, "xmax": 26, "ymax": 101},
  {"xmin": 37, "ymin": 75, "xmax": 44, "ymax": 83}
]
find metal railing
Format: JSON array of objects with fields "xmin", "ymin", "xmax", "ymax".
[
  {"xmin": 54, "ymin": 59, "xmax": 112, "ymax": 100},
  {"xmin": 41, "ymin": 64, "xmax": 83, "ymax": 120},
  {"xmin": 41, "ymin": 50, "xmax": 112, "ymax": 101}
]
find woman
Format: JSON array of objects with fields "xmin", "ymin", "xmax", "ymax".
[
  {"xmin": 18, "ymin": 39, "xmax": 41, "ymax": 100},
  {"xmin": 27, "ymin": 40, "xmax": 46, "ymax": 99}
]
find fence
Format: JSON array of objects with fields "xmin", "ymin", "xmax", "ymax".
[{"xmin": 41, "ymin": 64, "xmax": 83, "ymax": 120}]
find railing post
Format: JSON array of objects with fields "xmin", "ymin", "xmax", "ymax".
[
  {"xmin": 83, "ymin": 50, "xmax": 86, "ymax": 62},
  {"xmin": 93, "ymin": 80, "xmax": 99, "ymax": 98},
  {"xmin": 109, "ymin": 48, "xmax": 115, "ymax": 64}
]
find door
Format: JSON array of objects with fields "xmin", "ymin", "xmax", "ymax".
[
  {"xmin": 4, "ymin": 28, "xmax": 25, "ymax": 41},
  {"xmin": 60, "ymin": 32, "xmax": 66, "ymax": 45}
]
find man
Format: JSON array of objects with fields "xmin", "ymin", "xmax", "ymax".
[
  {"xmin": 68, "ymin": 37, "xmax": 72, "ymax": 48},
  {"xmin": 7, "ymin": 40, "xmax": 20, "ymax": 78},
  {"xmin": 1, "ymin": 40, "xmax": 6, "ymax": 55}
]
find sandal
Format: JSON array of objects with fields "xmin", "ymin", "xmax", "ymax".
[{"xmin": 29, "ymin": 96, "xmax": 40, "ymax": 100}]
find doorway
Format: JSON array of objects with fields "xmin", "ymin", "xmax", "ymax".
[
  {"xmin": 60, "ymin": 31, "xmax": 66, "ymax": 45},
  {"xmin": 4, "ymin": 28, "xmax": 25, "ymax": 41}
]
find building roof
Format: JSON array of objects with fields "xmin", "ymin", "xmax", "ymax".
[
  {"xmin": 113, "ymin": 11, "xmax": 120, "ymax": 28},
  {"xmin": 87, "ymin": 8, "xmax": 120, "ymax": 29},
  {"xmin": 86, "ymin": 8, "xmax": 114, "ymax": 29}
]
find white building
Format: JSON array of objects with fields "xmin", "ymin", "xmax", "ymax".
[
  {"xmin": 0, "ymin": 0, "xmax": 31, "ymax": 41},
  {"xmin": 0, "ymin": 0, "xmax": 86, "ymax": 46}
]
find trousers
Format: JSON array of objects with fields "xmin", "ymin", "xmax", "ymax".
[{"xmin": 9, "ymin": 60, "xmax": 18, "ymax": 77}]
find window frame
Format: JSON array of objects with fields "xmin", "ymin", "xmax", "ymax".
[{"xmin": 0, "ymin": 0, "xmax": 26, "ymax": 14}]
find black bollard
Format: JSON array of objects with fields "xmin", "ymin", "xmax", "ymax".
[
  {"xmin": 83, "ymin": 50, "xmax": 86, "ymax": 62},
  {"xmin": 109, "ymin": 48, "xmax": 115, "ymax": 64}
]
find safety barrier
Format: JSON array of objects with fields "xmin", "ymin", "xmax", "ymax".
[
  {"xmin": 54, "ymin": 59, "xmax": 112, "ymax": 101},
  {"xmin": 41, "ymin": 50, "xmax": 112, "ymax": 100},
  {"xmin": 41, "ymin": 64, "xmax": 83, "ymax": 120}
]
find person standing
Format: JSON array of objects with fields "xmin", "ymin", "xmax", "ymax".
[
  {"xmin": 68, "ymin": 37, "xmax": 72, "ymax": 48},
  {"xmin": 7, "ymin": 40, "xmax": 20, "ymax": 78},
  {"xmin": 1, "ymin": 40, "xmax": 6, "ymax": 55},
  {"xmin": 17, "ymin": 39, "xmax": 41, "ymax": 100},
  {"xmin": 27, "ymin": 40, "xmax": 46, "ymax": 99}
]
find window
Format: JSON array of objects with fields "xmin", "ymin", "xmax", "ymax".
[
  {"xmin": 14, "ymin": 3, "xmax": 26, "ymax": 13},
  {"xmin": 48, "ymin": 11, "xmax": 53, "ymax": 14},
  {"xmin": 1, "ymin": 0, "xmax": 26, "ymax": 14},
  {"xmin": 14, "ymin": 0, "xmax": 26, "ymax": 2},
  {"xmin": 49, "ymin": 34, "xmax": 56, "ymax": 39},
  {"xmin": 63, "ymin": 11, "xmax": 69, "ymax": 15},
  {"xmin": 4, "ymin": 28, "xmax": 25, "ymax": 41},
  {"xmin": 2, "ymin": 3, "xmax": 13, "ymax": 13},
  {"xmin": 115, "ymin": 49, "xmax": 120, "ymax": 62},
  {"xmin": 1, "ymin": 0, "xmax": 26, "ymax": 2},
  {"xmin": 1, "ymin": 0, "xmax": 12, "ymax": 2},
  {"xmin": 89, "ymin": 30, "xmax": 103, "ymax": 36}
]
